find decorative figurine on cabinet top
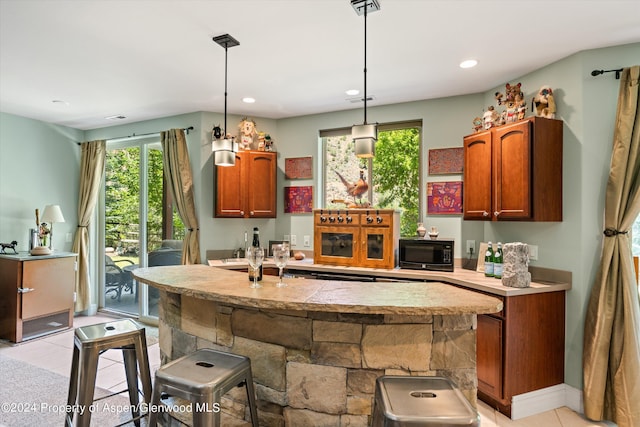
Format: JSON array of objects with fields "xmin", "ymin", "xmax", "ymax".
[
  {"xmin": 238, "ymin": 117, "xmax": 259, "ymax": 150},
  {"xmin": 532, "ymin": 85, "xmax": 556, "ymax": 119},
  {"xmin": 0, "ymin": 240, "xmax": 18, "ymax": 254},
  {"xmin": 483, "ymin": 106, "xmax": 500, "ymax": 130},
  {"xmin": 495, "ymin": 82, "xmax": 525, "ymax": 125},
  {"xmin": 472, "ymin": 116, "xmax": 483, "ymax": 132}
]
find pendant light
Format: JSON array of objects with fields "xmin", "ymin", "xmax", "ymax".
[
  {"xmin": 351, "ymin": 0, "xmax": 380, "ymax": 158},
  {"xmin": 212, "ymin": 34, "xmax": 240, "ymax": 167}
]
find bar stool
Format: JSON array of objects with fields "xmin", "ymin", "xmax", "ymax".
[
  {"xmin": 148, "ymin": 348, "xmax": 259, "ymax": 427},
  {"xmin": 65, "ymin": 318, "xmax": 153, "ymax": 427},
  {"xmin": 372, "ymin": 376, "xmax": 479, "ymax": 427}
]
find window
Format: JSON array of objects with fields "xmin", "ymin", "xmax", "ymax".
[{"xmin": 321, "ymin": 122, "xmax": 421, "ymax": 236}]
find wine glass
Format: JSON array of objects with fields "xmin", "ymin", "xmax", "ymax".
[
  {"xmin": 273, "ymin": 243, "xmax": 289, "ymax": 288},
  {"xmin": 246, "ymin": 246, "xmax": 264, "ymax": 289}
]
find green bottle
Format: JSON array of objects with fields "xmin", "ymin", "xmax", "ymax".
[
  {"xmin": 484, "ymin": 242, "xmax": 494, "ymax": 277},
  {"xmin": 493, "ymin": 242, "xmax": 503, "ymax": 279}
]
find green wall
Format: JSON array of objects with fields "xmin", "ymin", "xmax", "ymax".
[{"xmin": 1, "ymin": 42, "xmax": 639, "ymax": 392}]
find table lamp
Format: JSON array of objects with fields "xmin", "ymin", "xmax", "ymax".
[{"xmin": 42, "ymin": 204, "xmax": 65, "ymax": 250}]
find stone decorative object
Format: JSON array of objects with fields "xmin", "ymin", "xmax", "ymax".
[
  {"xmin": 501, "ymin": 242, "xmax": 531, "ymax": 288},
  {"xmin": 417, "ymin": 223, "xmax": 426, "ymax": 238}
]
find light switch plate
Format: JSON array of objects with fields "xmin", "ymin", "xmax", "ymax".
[
  {"xmin": 290, "ymin": 235, "xmax": 297, "ymax": 246},
  {"xmin": 529, "ymin": 245, "xmax": 539, "ymax": 260},
  {"xmin": 303, "ymin": 235, "xmax": 311, "ymax": 247}
]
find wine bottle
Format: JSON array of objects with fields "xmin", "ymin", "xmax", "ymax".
[
  {"xmin": 493, "ymin": 242, "xmax": 503, "ymax": 279},
  {"xmin": 484, "ymin": 242, "xmax": 494, "ymax": 277},
  {"xmin": 248, "ymin": 227, "xmax": 263, "ymax": 282}
]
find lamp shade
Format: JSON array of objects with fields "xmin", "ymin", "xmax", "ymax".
[
  {"xmin": 352, "ymin": 124, "xmax": 378, "ymax": 158},
  {"xmin": 41, "ymin": 204, "xmax": 65, "ymax": 223}
]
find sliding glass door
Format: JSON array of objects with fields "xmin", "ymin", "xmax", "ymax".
[{"xmin": 101, "ymin": 136, "xmax": 184, "ymax": 322}]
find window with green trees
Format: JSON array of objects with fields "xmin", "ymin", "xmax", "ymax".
[
  {"xmin": 105, "ymin": 145, "xmax": 184, "ymax": 256},
  {"xmin": 323, "ymin": 124, "xmax": 421, "ymax": 236}
]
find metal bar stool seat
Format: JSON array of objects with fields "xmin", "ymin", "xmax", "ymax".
[
  {"xmin": 65, "ymin": 318, "xmax": 153, "ymax": 427},
  {"xmin": 372, "ymin": 376, "xmax": 479, "ymax": 427},
  {"xmin": 148, "ymin": 348, "xmax": 259, "ymax": 427}
]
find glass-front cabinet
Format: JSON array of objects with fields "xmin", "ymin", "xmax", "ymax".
[{"xmin": 314, "ymin": 209, "xmax": 399, "ymax": 269}]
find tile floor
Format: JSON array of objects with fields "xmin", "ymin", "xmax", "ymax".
[{"xmin": 0, "ymin": 314, "xmax": 614, "ymax": 427}]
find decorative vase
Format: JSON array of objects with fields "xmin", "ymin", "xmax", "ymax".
[{"xmin": 417, "ymin": 223, "xmax": 427, "ymax": 238}]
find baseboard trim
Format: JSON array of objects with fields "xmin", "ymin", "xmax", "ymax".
[{"xmin": 511, "ymin": 383, "xmax": 584, "ymax": 420}]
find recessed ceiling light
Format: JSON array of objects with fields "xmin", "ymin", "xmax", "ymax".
[
  {"xmin": 242, "ymin": 97, "xmax": 255, "ymax": 103},
  {"xmin": 105, "ymin": 115, "xmax": 127, "ymax": 120},
  {"xmin": 346, "ymin": 89, "xmax": 360, "ymax": 96},
  {"xmin": 460, "ymin": 59, "xmax": 478, "ymax": 69},
  {"xmin": 51, "ymin": 99, "xmax": 69, "ymax": 106}
]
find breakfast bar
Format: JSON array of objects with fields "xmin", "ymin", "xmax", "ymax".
[{"xmin": 133, "ymin": 264, "xmax": 503, "ymax": 426}]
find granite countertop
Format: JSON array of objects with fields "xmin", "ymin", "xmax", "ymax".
[
  {"xmin": 207, "ymin": 258, "xmax": 571, "ymax": 297},
  {"xmin": 132, "ymin": 264, "xmax": 503, "ymax": 316},
  {"xmin": 0, "ymin": 251, "xmax": 77, "ymax": 261}
]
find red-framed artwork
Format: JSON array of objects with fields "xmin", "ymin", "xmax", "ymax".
[
  {"xmin": 427, "ymin": 181, "xmax": 463, "ymax": 214},
  {"xmin": 284, "ymin": 186, "xmax": 313, "ymax": 213},
  {"xmin": 285, "ymin": 156, "xmax": 313, "ymax": 179},
  {"xmin": 428, "ymin": 147, "xmax": 464, "ymax": 175}
]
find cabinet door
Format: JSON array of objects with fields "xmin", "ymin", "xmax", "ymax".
[
  {"xmin": 21, "ymin": 258, "xmax": 75, "ymax": 319},
  {"xmin": 247, "ymin": 152, "xmax": 276, "ymax": 218},
  {"xmin": 477, "ymin": 314, "xmax": 503, "ymax": 400},
  {"xmin": 360, "ymin": 227, "xmax": 393, "ymax": 268},
  {"xmin": 215, "ymin": 152, "xmax": 246, "ymax": 218},
  {"xmin": 493, "ymin": 121, "xmax": 531, "ymax": 219},
  {"xmin": 314, "ymin": 226, "xmax": 360, "ymax": 267},
  {"xmin": 463, "ymin": 131, "xmax": 493, "ymax": 220}
]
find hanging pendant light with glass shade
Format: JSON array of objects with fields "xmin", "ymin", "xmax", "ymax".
[
  {"xmin": 212, "ymin": 34, "xmax": 240, "ymax": 167},
  {"xmin": 351, "ymin": 0, "xmax": 380, "ymax": 158}
]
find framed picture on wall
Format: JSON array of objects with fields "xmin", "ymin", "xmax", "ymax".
[
  {"xmin": 427, "ymin": 181, "xmax": 463, "ymax": 214},
  {"xmin": 285, "ymin": 156, "xmax": 313, "ymax": 179},
  {"xmin": 428, "ymin": 147, "xmax": 463, "ymax": 175},
  {"xmin": 284, "ymin": 186, "xmax": 313, "ymax": 213}
]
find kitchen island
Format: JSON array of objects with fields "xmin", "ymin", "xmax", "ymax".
[{"xmin": 133, "ymin": 264, "xmax": 502, "ymax": 426}]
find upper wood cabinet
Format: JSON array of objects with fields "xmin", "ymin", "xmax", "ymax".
[
  {"xmin": 463, "ymin": 117, "xmax": 563, "ymax": 221},
  {"xmin": 215, "ymin": 151, "xmax": 277, "ymax": 218}
]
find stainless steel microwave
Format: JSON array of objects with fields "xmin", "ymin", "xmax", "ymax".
[{"xmin": 399, "ymin": 238, "xmax": 454, "ymax": 271}]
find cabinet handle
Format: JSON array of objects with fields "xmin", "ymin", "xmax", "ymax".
[
  {"xmin": 18, "ymin": 287, "xmax": 35, "ymax": 294},
  {"xmin": 250, "ymin": 211, "xmax": 254, "ymax": 216},
  {"xmin": 494, "ymin": 211, "xmax": 500, "ymax": 217},
  {"xmin": 483, "ymin": 211, "xmax": 490, "ymax": 217},
  {"xmin": 240, "ymin": 211, "xmax": 245, "ymax": 216}
]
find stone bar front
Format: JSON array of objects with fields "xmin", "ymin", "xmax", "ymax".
[{"xmin": 134, "ymin": 265, "xmax": 502, "ymax": 426}]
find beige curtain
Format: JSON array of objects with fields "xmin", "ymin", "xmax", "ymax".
[
  {"xmin": 583, "ymin": 66, "xmax": 640, "ymax": 427},
  {"xmin": 72, "ymin": 140, "xmax": 106, "ymax": 312},
  {"xmin": 160, "ymin": 129, "xmax": 201, "ymax": 265}
]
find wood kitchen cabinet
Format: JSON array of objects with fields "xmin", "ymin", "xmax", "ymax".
[
  {"xmin": 463, "ymin": 117, "xmax": 563, "ymax": 221},
  {"xmin": 0, "ymin": 253, "xmax": 76, "ymax": 342},
  {"xmin": 313, "ymin": 209, "xmax": 400, "ymax": 269},
  {"xmin": 476, "ymin": 290, "xmax": 565, "ymax": 417},
  {"xmin": 215, "ymin": 150, "xmax": 276, "ymax": 218}
]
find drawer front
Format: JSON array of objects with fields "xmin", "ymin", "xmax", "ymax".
[
  {"xmin": 359, "ymin": 212, "xmax": 393, "ymax": 227},
  {"xmin": 315, "ymin": 211, "xmax": 360, "ymax": 226}
]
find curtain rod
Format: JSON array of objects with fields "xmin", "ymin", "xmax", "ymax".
[
  {"xmin": 591, "ymin": 68, "xmax": 623, "ymax": 79},
  {"xmin": 76, "ymin": 126, "xmax": 194, "ymax": 145}
]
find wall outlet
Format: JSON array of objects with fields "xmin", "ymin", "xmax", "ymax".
[
  {"xmin": 303, "ymin": 235, "xmax": 311, "ymax": 247},
  {"xmin": 529, "ymin": 245, "xmax": 539, "ymax": 260},
  {"xmin": 284, "ymin": 234, "xmax": 290, "ymax": 242},
  {"xmin": 290, "ymin": 235, "xmax": 297, "ymax": 246},
  {"xmin": 466, "ymin": 240, "xmax": 475, "ymax": 255}
]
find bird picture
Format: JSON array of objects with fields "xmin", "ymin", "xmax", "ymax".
[{"xmin": 335, "ymin": 169, "xmax": 369, "ymax": 207}]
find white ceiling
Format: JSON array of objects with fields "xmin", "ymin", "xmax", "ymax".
[{"xmin": 1, "ymin": 0, "xmax": 639, "ymax": 131}]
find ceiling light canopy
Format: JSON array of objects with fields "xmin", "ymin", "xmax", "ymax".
[
  {"xmin": 350, "ymin": 0, "xmax": 380, "ymax": 159},
  {"xmin": 212, "ymin": 34, "xmax": 240, "ymax": 167}
]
